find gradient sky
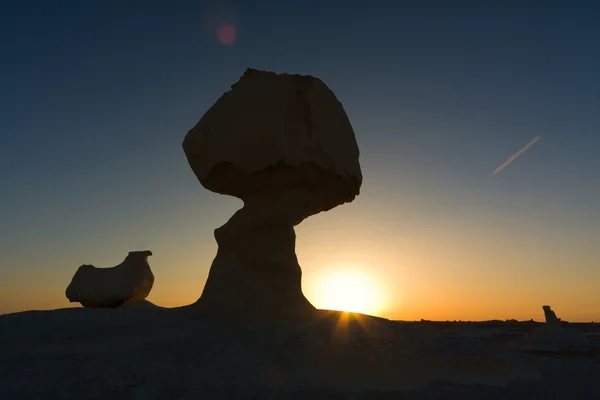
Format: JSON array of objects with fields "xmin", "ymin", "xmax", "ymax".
[{"xmin": 1, "ymin": 1, "xmax": 599, "ymax": 321}]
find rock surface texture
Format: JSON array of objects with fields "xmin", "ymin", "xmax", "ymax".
[
  {"xmin": 182, "ymin": 68, "xmax": 362, "ymax": 320},
  {"xmin": 65, "ymin": 251, "xmax": 155, "ymax": 308},
  {"xmin": 509, "ymin": 305, "xmax": 593, "ymax": 352},
  {"xmin": 0, "ymin": 310, "xmax": 554, "ymax": 399}
]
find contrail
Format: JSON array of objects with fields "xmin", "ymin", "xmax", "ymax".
[{"xmin": 492, "ymin": 135, "xmax": 542, "ymax": 176}]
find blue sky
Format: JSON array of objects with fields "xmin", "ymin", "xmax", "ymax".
[{"xmin": 1, "ymin": 1, "xmax": 599, "ymax": 320}]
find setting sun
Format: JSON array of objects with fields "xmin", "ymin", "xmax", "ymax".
[{"xmin": 310, "ymin": 269, "xmax": 384, "ymax": 315}]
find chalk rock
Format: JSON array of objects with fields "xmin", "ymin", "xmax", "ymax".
[
  {"xmin": 542, "ymin": 305, "xmax": 561, "ymax": 327},
  {"xmin": 509, "ymin": 305, "xmax": 593, "ymax": 352},
  {"xmin": 183, "ymin": 69, "xmax": 362, "ymax": 319},
  {"xmin": 65, "ymin": 251, "xmax": 155, "ymax": 308}
]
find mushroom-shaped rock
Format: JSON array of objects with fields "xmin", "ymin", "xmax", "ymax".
[
  {"xmin": 509, "ymin": 305, "xmax": 593, "ymax": 352},
  {"xmin": 65, "ymin": 251, "xmax": 155, "ymax": 308},
  {"xmin": 183, "ymin": 69, "xmax": 362, "ymax": 320}
]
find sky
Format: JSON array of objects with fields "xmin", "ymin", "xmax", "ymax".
[{"xmin": 1, "ymin": 0, "xmax": 599, "ymax": 321}]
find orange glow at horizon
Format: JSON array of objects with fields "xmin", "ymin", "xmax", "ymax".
[
  {"xmin": 307, "ymin": 265, "xmax": 388, "ymax": 316},
  {"xmin": 1, "ymin": 212, "xmax": 598, "ymax": 323}
]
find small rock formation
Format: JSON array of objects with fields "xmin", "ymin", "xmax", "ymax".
[
  {"xmin": 542, "ymin": 305, "xmax": 561, "ymax": 326},
  {"xmin": 182, "ymin": 68, "xmax": 362, "ymax": 319},
  {"xmin": 65, "ymin": 250, "xmax": 155, "ymax": 308},
  {"xmin": 509, "ymin": 305, "xmax": 593, "ymax": 352}
]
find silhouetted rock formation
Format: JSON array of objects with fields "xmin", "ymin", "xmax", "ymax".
[
  {"xmin": 65, "ymin": 251, "xmax": 155, "ymax": 308},
  {"xmin": 182, "ymin": 68, "xmax": 362, "ymax": 320},
  {"xmin": 542, "ymin": 305, "xmax": 561, "ymax": 326},
  {"xmin": 509, "ymin": 305, "xmax": 592, "ymax": 352}
]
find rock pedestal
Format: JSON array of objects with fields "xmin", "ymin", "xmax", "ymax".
[
  {"xmin": 195, "ymin": 199, "xmax": 314, "ymax": 319},
  {"xmin": 193, "ymin": 180, "xmax": 359, "ymax": 320}
]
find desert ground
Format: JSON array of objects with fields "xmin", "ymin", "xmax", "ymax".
[{"xmin": 1, "ymin": 306, "xmax": 598, "ymax": 399}]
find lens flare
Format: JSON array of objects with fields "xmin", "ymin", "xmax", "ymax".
[{"xmin": 217, "ymin": 23, "xmax": 237, "ymax": 45}]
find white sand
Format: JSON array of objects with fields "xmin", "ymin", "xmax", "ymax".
[{"xmin": 4, "ymin": 308, "xmax": 596, "ymax": 399}]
